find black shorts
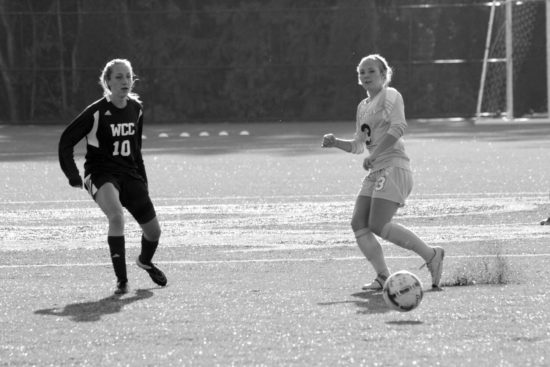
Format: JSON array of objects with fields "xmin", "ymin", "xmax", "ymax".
[{"xmin": 84, "ymin": 172, "xmax": 156, "ymax": 224}]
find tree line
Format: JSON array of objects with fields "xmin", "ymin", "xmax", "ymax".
[{"xmin": 0, "ymin": 0, "xmax": 545, "ymax": 124}]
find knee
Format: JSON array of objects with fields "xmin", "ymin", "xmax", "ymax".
[
  {"xmin": 142, "ymin": 219, "xmax": 161, "ymax": 242},
  {"xmin": 351, "ymin": 216, "xmax": 368, "ymax": 233},
  {"xmin": 369, "ymin": 220, "xmax": 390, "ymax": 238},
  {"xmin": 107, "ymin": 212, "xmax": 125, "ymax": 231},
  {"xmin": 144, "ymin": 226, "xmax": 161, "ymax": 242},
  {"xmin": 354, "ymin": 227, "xmax": 372, "ymax": 239}
]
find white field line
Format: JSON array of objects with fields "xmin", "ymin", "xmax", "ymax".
[
  {"xmin": 1, "ymin": 253, "xmax": 549, "ymax": 269},
  {"xmin": 0, "ymin": 191, "xmax": 548, "ymax": 206}
]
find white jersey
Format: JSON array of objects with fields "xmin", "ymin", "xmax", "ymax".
[{"xmin": 350, "ymin": 87, "xmax": 410, "ymax": 172}]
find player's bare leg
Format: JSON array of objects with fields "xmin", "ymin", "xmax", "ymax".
[
  {"xmin": 352, "ymin": 196, "xmax": 390, "ymax": 290},
  {"xmin": 369, "ymin": 197, "xmax": 444, "ymax": 289},
  {"xmin": 95, "ymin": 183, "xmax": 128, "ymax": 294}
]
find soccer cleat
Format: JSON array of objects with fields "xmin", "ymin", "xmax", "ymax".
[
  {"xmin": 421, "ymin": 247, "xmax": 445, "ymax": 289},
  {"xmin": 362, "ymin": 273, "xmax": 388, "ymax": 291},
  {"xmin": 540, "ymin": 217, "xmax": 550, "ymax": 225},
  {"xmin": 114, "ymin": 280, "xmax": 128, "ymax": 295},
  {"xmin": 136, "ymin": 256, "xmax": 167, "ymax": 286}
]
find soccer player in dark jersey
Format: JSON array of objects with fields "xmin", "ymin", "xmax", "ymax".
[{"xmin": 59, "ymin": 59, "xmax": 167, "ymax": 295}]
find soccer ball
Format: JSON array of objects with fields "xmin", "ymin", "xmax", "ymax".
[{"xmin": 382, "ymin": 270, "xmax": 424, "ymax": 312}]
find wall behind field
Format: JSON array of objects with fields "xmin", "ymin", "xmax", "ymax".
[{"xmin": 0, "ymin": 0, "xmax": 546, "ymax": 124}]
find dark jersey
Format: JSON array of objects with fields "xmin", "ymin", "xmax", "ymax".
[{"xmin": 58, "ymin": 96, "xmax": 147, "ymax": 184}]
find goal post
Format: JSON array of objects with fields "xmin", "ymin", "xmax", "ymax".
[
  {"xmin": 476, "ymin": 0, "xmax": 498, "ymax": 119},
  {"xmin": 547, "ymin": 0, "xmax": 550, "ymax": 116},
  {"xmin": 505, "ymin": 0, "xmax": 513, "ymax": 120},
  {"xmin": 475, "ymin": 0, "xmax": 543, "ymax": 122}
]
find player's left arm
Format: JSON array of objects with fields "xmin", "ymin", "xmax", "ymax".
[
  {"xmin": 368, "ymin": 134, "xmax": 399, "ymax": 161},
  {"xmin": 134, "ymin": 108, "xmax": 148, "ymax": 184}
]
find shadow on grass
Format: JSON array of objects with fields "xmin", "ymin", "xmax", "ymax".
[
  {"xmin": 386, "ymin": 320, "xmax": 424, "ymax": 325},
  {"xmin": 318, "ymin": 291, "xmax": 391, "ymax": 315},
  {"xmin": 351, "ymin": 291, "xmax": 393, "ymax": 315},
  {"xmin": 34, "ymin": 288, "xmax": 154, "ymax": 322}
]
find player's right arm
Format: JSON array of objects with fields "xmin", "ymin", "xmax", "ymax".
[
  {"xmin": 321, "ymin": 134, "xmax": 358, "ymax": 153},
  {"xmin": 58, "ymin": 108, "xmax": 94, "ymax": 188},
  {"xmin": 322, "ymin": 108, "xmax": 366, "ymax": 154},
  {"xmin": 322, "ymin": 104, "xmax": 366, "ymax": 154}
]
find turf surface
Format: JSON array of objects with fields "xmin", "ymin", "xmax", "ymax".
[{"xmin": 1, "ymin": 121, "xmax": 549, "ymax": 366}]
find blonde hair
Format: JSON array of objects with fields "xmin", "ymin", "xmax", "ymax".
[
  {"xmin": 99, "ymin": 58, "xmax": 141, "ymax": 103},
  {"xmin": 357, "ymin": 54, "xmax": 393, "ymax": 87}
]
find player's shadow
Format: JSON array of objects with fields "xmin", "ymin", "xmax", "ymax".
[
  {"xmin": 386, "ymin": 320, "xmax": 424, "ymax": 325},
  {"xmin": 34, "ymin": 289, "xmax": 154, "ymax": 322},
  {"xmin": 318, "ymin": 291, "xmax": 391, "ymax": 314}
]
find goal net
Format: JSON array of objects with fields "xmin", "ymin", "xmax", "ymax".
[{"xmin": 476, "ymin": 0, "xmax": 541, "ymax": 119}]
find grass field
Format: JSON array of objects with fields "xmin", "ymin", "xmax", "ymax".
[{"xmin": 1, "ymin": 121, "xmax": 549, "ymax": 366}]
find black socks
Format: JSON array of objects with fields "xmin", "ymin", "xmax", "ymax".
[
  {"xmin": 140, "ymin": 235, "xmax": 159, "ymax": 265},
  {"xmin": 108, "ymin": 236, "xmax": 127, "ymax": 283},
  {"xmin": 108, "ymin": 235, "xmax": 159, "ymax": 283}
]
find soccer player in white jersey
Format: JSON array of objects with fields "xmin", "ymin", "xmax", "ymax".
[
  {"xmin": 322, "ymin": 54, "xmax": 445, "ymax": 290},
  {"xmin": 59, "ymin": 59, "xmax": 167, "ymax": 295}
]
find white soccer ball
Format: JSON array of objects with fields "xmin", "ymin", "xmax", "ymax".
[{"xmin": 382, "ymin": 270, "xmax": 423, "ymax": 312}]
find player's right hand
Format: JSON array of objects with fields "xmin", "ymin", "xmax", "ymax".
[
  {"xmin": 322, "ymin": 134, "xmax": 336, "ymax": 148},
  {"xmin": 69, "ymin": 176, "xmax": 83, "ymax": 188}
]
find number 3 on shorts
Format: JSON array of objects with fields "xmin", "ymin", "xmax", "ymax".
[{"xmin": 375, "ymin": 176, "xmax": 386, "ymax": 191}]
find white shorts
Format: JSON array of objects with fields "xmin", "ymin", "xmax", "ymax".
[{"xmin": 358, "ymin": 167, "xmax": 413, "ymax": 207}]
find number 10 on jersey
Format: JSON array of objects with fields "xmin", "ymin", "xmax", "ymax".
[{"xmin": 113, "ymin": 140, "xmax": 131, "ymax": 156}]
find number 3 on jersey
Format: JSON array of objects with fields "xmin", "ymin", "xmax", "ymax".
[
  {"xmin": 361, "ymin": 123, "xmax": 372, "ymax": 145},
  {"xmin": 113, "ymin": 140, "xmax": 131, "ymax": 156}
]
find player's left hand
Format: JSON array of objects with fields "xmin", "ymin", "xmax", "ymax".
[{"xmin": 363, "ymin": 156, "xmax": 374, "ymax": 171}]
